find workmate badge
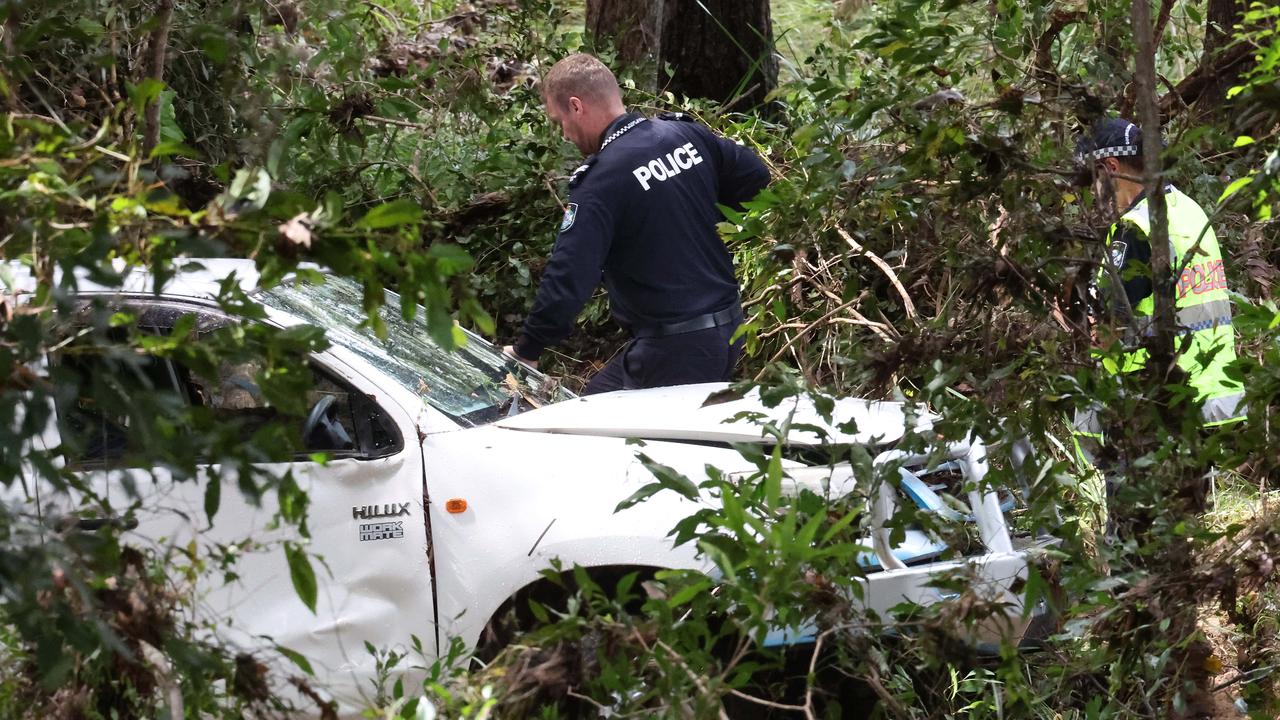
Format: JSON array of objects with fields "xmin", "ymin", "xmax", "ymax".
[{"xmin": 560, "ymin": 203, "xmax": 578, "ymax": 232}]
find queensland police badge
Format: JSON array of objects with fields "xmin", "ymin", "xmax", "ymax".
[
  {"xmin": 560, "ymin": 203, "xmax": 578, "ymax": 232},
  {"xmin": 1108, "ymin": 240, "xmax": 1127, "ymax": 269}
]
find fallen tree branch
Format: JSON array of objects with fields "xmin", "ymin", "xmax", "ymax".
[
  {"xmin": 1031, "ymin": 9, "xmax": 1085, "ymax": 91},
  {"xmin": 1157, "ymin": 43, "xmax": 1253, "ymax": 118},
  {"xmin": 837, "ymin": 227, "xmax": 918, "ymax": 321}
]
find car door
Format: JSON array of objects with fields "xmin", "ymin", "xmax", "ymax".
[{"xmin": 48, "ymin": 297, "xmax": 435, "ymax": 708}]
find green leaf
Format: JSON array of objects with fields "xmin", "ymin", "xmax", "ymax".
[
  {"xmin": 820, "ymin": 509, "xmax": 862, "ymax": 545},
  {"xmin": 357, "ymin": 199, "xmax": 423, "ymax": 229},
  {"xmin": 765, "ymin": 445, "xmax": 783, "ymax": 509},
  {"xmin": 1021, "ymin": 566, "xmax": 1049, "ymax": 617},
  {"xmin": 128, "ymin": 78, "xmax": 165, "ymax": 116},
  {"xmin": 149, "ymin": 141, "xmax": 200, "ymax": 159},
  {"xmin": 667, "ymin": 578, "xmax": 712, "ymax": 608},
  {"xmin": 269, "ymin": 114, "xmax": 316, "ymax": 178},
  {"xmin": 615, "ymin": 482, "xmax": 665, "ymax": 512},
  {"xmin": 1233, "ymin": 135, "xmax": 1255, "ymax": 148},
  {"xmin": 427, "ymin": 243, "xmax": 474, "ymax": 274},
  {"xmin": 643, "ymin": 455, "xmax": 700, "ymax": 500},
  {"xmin": 285, "ymin": 543, "xmax": 318, "ymax": 613},
  {"xmin": 200, "ymin": 30, "xmax": 230, "ymax": 64},
  {"xmin": 276, "ymin": 645, "xmax": 314, "ymax": 676},
  {"xmin": 1219, "ymin": 175, "xmax": 1254, "ymax": 203},
  {"xmin": 158, "ymin": 89, "xmax": 185, "ymax": 143},
  {"xmin": 204, "ymin": 475, "xmax": 221, "ymax": 523},
  {"xmin": 795, "ymin": 509, "xmax": 827, "ymax": 548}
]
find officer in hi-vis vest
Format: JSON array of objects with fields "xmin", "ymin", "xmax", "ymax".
[
  {"xmin": 1072, "ymin": 118, "xmax": 1245, "ymax": 467},
  {"xmin": 502, "ymin": 53, "xmax": 770, "ymax": 394}
]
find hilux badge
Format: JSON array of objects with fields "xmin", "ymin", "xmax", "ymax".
[{"xmin": 352, "ymin": 502, "xmax": 410, "ymax": 520}]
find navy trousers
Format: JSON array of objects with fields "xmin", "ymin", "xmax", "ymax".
[{"xmin": 583, "ymin": 322, "xmax": 743, "ymax": 395}]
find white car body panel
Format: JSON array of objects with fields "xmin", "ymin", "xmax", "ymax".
[
  {"xmin": 495, "ymin": 382, "xmax": 928, "ymax": 446},
  {"xmin": 5, "ymin": 259, "xmax": 1054, "ymax": 717}
]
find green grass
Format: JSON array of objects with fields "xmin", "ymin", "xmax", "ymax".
[
  {"xmin": 1206, "ymin": 471, "xmax": 1279, "ymax": 532},
  {"xmin": 772, "ymin": 0, "xmax": 835, "ymax": 65}
]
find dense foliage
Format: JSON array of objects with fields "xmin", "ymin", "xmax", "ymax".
[{"xmin": 1, "ymin": 0, "xmax": 1278, "ymax": 718}]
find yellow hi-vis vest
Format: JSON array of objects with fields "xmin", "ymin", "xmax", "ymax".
[{"xmin": 1096, "ymin": 186, "xmax": 1245, "ymax": 426}]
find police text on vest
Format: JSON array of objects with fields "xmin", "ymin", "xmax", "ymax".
[{"xmin": 632, "ymin": 143, "xmax": 703, "ymax": 191}]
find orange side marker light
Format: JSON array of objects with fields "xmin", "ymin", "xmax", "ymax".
[{"xmin": 445, "ymin": 498, "xmax": 468, "ymax": 514}]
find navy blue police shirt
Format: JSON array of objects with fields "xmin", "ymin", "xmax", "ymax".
[
  {"xmin": 514, "ymin": 112, "xmax": 770, "ymax": 361},
  {"xmin": 1100, "ymin": 191, "xmax": 1155, "ymax": 323}
]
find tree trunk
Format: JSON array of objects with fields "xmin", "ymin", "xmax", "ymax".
[
  {"xmin": 584, "ymin": 0, "xmax": 776, "ymax": 111},
  {"xmin": 658, "ymin": 0, "xmax": 776, "ymax": 110},
  {"xmin": 1196, "ymin": 0, "xmax": 1246, "ymax": 112},
  {"xmin": 585, "ymin": 0, "xmax": 662, "ymax": 69}
]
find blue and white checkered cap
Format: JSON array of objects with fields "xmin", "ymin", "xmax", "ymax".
[{"xmin": 1075, "ymin": 118, "xmax": 1144, "ymax": 163}]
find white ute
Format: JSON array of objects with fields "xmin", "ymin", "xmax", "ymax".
[{"xmin": 5, "ymin": 260, "xmax": 1054, "ymax": 716}]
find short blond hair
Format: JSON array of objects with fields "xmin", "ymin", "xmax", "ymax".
[{"xmin": 541, "ymin": 53, "xmax": 620, "ymax": 109}]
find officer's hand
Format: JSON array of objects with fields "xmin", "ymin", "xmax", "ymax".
[{"xmin": 502, "ymin": 345, "xmax": 539, "ymax": 369}]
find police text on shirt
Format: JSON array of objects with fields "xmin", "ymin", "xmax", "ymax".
[{"xmin": 632, "ymin": 143, "xmax": 704, "ymax": 191}]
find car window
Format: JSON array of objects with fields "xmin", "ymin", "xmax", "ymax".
[
  {"xmin": 184, "ymin": 359, "xmax": 401, "ymax": 460},
  {"xmin": 258, "ymin": 276, "xmax": 575, "ymax": 427},
  {"xmin": 54, "ymin": 301, "xmax": 403, "ymax": 469},
  {"xmin": 56, "ymin": 346, "xmax": 191, "ymax": 468}
]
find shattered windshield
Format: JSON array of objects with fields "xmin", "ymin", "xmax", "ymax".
[{"xmin": 259, "ymin": 276, "xmax": 573, "ymax": 427}]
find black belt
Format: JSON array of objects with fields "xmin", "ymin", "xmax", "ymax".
[{"xmin": 632, "ymin": 305, "xmax": 743, "ymax": 339}]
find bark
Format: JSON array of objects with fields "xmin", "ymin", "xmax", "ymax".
[
  {"xmin": 584, "ymin": 0, "xmax": 776, "ymax": 110},
  {"xmin": 0, "ymin": 7, "xmax": 20, "ymax": 111},
  {"xmin": 1158, "ymin": 42, "xmax": 1252, "ymax": 118},
  {"xmin": 1131, "ymin": 0, "xmax": 1173, "ymax": 362},
  {"xmin": 143, "ymin": 0, "xmax": 174, "ymax": 157},
  {"xmin": 585, "ymin": 0, "xmax": 662, "ymax": 69},
  {"xmin": 1118, "ymin": 0, "xmax": 1173, "ymax": 118},
  {"xmin": 659, "ymin": 0, "xmax": 776, "ymax": 110},
  {"xmin": 1157, "ymin": 0, "xmax": 1259, "ymax": 121},
  {"xmin": 1196, "ymin": 0, "xmax": 1246, "ymax": 110}
]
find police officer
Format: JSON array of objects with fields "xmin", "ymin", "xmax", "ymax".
[
  {"xmin": 1074, "ymin": 118, "xmax": 1245, "ymax": 433},
  {"xmin": 503, "ymin": 53, "xmax": 770, "ymax": 394}
]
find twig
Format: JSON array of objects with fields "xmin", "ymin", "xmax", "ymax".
[
  {"xmin": 725, "ymin": 689, "xmax": 807, "ymax": 713},
  {"xmin": 836, "ymin": 227, "xmax": 918, "ymax": 321},
  {"xmin": 755, "ymin": 295, "xmax": 892, "ymax": 380},
  {"xmin": 715, "ymin": 83, "xmax": 761, "ymax": 117},
  {"xmin": 1213, "ymin": 664, "xmax": 1277, "ymax": 692},
  {"xmin": 803, "ymin": 631, "xmax": 831, "ymax": 720},
  {"xmin": 863, "ymin": 661, "xmax": 912, "ymax": 719},
  {"xmin": 565, "ymin": 688, "xmax": 614, "ymax": 713},
  {"xmin": 94, "ymin": 146, "xmax": 132, "ymax": 162},
  {"xmin": 143, "ymin": 0, "xmax": 175, "ymax": 157},
  {"xmin": 359, "ymin": 114, "xmax": 433, "ymax": 131},
  {"xmin": 761, "ymin": 314, "xmax": 894, "ymax": 341},
  {"xmin": 652, "ymin": 637, "xmax": 731, "ymax": 720}
]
